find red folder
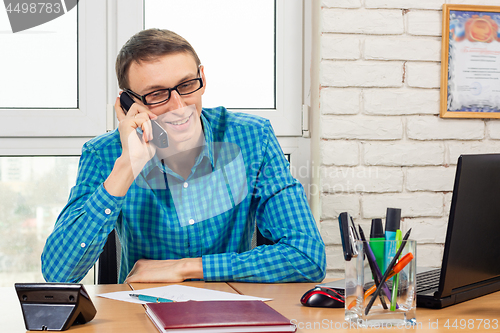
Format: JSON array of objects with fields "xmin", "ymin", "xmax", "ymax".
[{"xmin": 145, "ymin": 300, "xmax": 297, "ymax": 332}]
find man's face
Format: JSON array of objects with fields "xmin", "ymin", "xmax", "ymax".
[{"xmin": 127, "ymin": 52, "xmax": 206, "ymax": 146}]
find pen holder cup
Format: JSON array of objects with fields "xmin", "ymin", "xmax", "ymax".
[{"xmin": 344, "ymin": 240, "xmax": 417, "ymax": 328}]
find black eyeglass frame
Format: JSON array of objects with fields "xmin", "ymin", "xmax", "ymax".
[{"xmin": 125, "ymin": 67, "xmax": 203, "ymax": 106}]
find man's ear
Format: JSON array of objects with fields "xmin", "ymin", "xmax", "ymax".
[{"xmin": 199, "ymin": 65, "xmax": 206, "ymax": 93}]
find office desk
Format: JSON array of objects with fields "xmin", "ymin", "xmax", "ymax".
[
  {"xmin": 3, "ymin": 282, "xmax": 500, "ymax": 332},
  {"xmin": 3, "ymin": 282, "xmax": 239, "ymax": 333},
  {"xmin": 229, "ymin": 282, "xmax": 500, "ymax": 333}
]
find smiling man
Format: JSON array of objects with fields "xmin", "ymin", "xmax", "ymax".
[{"xmin": 41, "ymin": 29, "xmax": 326, "ymax": 284}]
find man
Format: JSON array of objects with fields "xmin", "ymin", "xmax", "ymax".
[{"xmin": 42, "ymin": 29, "xmax": 326, "ymax": 283}]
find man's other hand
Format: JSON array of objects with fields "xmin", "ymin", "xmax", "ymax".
[{"xmin": 124, "ymin": 257, "xmax": 203, "ymax": 283}]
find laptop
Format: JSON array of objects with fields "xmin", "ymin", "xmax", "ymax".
[{"xmin": 320, "ymin": 154, "xmax": 500, "ymax": 309}]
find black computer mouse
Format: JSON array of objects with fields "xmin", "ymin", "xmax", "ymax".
[{"xmin": 300, "ymin": 287, "xmax": 345, "ymax": 308}]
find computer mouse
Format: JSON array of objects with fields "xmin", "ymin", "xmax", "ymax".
[{"xmin": 300, "ymin": 287, "xmax": 345, "ymax": 308}]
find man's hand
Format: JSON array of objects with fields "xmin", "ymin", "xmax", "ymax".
[
  {"xmin": 125, "ymin": 258, "xmax": 204, "ymax": 283},
  {"xmin": 103, "ymin": 96, "xmax": 158, "ymax": 197}
]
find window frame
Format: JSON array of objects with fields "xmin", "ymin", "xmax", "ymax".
[
  {"xmin": 114, "ymin": 0, "xmax": 304, "ymax": 136},
  {"xmin": 0, "ymin": 0, "xmax": 108, "ymax": 155}
]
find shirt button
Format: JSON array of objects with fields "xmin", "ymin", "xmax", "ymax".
[
  {"xmin": 183, "ymin": 182, "xmax": 189, "ymax": 188},
  {"xmin": 105, "ymin": 208, "xmax": 111, "ymax": 215},
  {"xmin": 188, "ymin": 219, "xmax": 195, "ymax": 225},
  {"xmin": 80, "ymin": 243, "xmax": 86, "ymax": 248}
]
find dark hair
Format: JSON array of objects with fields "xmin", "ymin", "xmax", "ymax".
[{"xmin": 116, "ymin": 28, "xmax": 201, "ymax": 89}]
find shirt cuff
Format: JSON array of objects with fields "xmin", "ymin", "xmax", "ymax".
[
  {"xmin": 202, "ymin": 252, "xmax": 234, "ymax": 281},
  {"xmin": 83, "ymin": 184, "xmax": 125, "ymax": 228}
]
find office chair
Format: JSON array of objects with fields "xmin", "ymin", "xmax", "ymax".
[
  {"xmin": 96, "ymin": 227, "xmax": 273, "ymax": 284},
  {"xmin": 97, "ymin": 230, "xmax": 120, "ymax": 284}
]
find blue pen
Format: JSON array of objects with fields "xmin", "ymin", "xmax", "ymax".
[{"xmin": 130, "ymin": 294, "xmax": 174, "ymax": 303}]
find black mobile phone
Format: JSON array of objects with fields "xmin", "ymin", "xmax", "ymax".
[
  {"xmin": 338, "ymin": 212, "xmax": 359, "ymax": 261},
  {"xmin": 120, "ymin": 91, "xmax": 169, "ymax": 148}
]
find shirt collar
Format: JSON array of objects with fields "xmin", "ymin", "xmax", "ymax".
[{"xmin": 200, "ymin": 111, "xmax": 215, "ymax": 168}]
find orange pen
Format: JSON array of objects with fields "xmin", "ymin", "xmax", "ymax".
[{"xmin": 347, "ymin": 252, "xmax": 414, "ymax": 310}]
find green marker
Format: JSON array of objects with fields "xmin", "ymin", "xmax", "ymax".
[
  {"xmin": 369, "ymin": 218, "xmax": 385, "ymax": 276},
  {"xmin": 390, "ymin": 229, "xmax": 403, "ymax": 311}
]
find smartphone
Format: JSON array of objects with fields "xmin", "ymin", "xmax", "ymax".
[
  {"xmin": 338, "ymin": 212, "xmax": 359, "ymax": 261},
  {"xmin": 120, "ymin": 91, "xmax": 169, "ymax": 148}
]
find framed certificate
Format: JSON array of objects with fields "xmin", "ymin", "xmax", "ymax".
[{"xmin": 441, "ymin": 4, "xmax": 500, "ymax": 118}]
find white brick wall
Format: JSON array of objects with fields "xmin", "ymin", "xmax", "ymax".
[
  {"xmin": 361, "ymin": 193, "xmax": 444, "ymax": 218},
  {"xmin": 363, "ymin": 142, "xmax": 444, "ymax": 166},
  {"xmin": 321, "ymin": 61, "xmax": 403, "ymax": 87},
  {"xmin": 321, "ymin": 194, "xmax": 360, "ymax": 219},
  {"xmin": 321, "ymin": 35, "xmax": 361, "ymax": 60},
  {"xmin": 364, "ymin": 0, "xmax": 445, "ymax": 10},
  {"xmin": 448, "ymin": 141, "xmax": 500, "ymax": 163},
  {"xmin": 363, "ymin": 88, "xmax": 440, "ymax": 115},
  {"xmin": 406, "ymin": 10, "xmax": 442, "ymax": 36},
  {"xmin": 488, "ymin": 121, "xmax": 500, "ymax": 139},
  {"xmin": 405, "ymin": 62, "xmax": 441, "ymax": 88},
  {"xmin": 320, "ymin": 88, "xmax": 360, "ymax": 115},
  {"xmin": 321, "ymin": 166, "xmax": 404, "ymax": 193},
  {"xmin": 322, "ymin": 0, "xmax": 361, "ymax": 9},
  {"xmin": 406, "ymin": 116, "xmax": 484, "ymax": 140},
  {"xmin": 406, "ymin": 166, "xmax": 456, "ymax": 192},
  {"xmin": 364, "ymin": 36, "xmax": 441, "ymax": 61},
  {"xmin": 322, "ymin": 9, "xmax": 404, "ymax": 35},
  {"xmin": 320, "ymin": 140, "xmax": 359, "ymax": 166},
  {"xmin": 318, "ymin": 1, "xmax": 500, "ymax": 275},
  {"xmin": 321, "ymin": 115, "xmax": 403, "ymax": 140}
]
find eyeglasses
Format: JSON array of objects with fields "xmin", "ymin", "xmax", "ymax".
[{"xmin": 125, "ymin": 68, "xmax": 203, "ymax": 106}]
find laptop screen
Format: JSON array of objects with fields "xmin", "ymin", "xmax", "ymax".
[{"xmin": 438, "ymin": 154, "xmax": 500, "ymax": 298}]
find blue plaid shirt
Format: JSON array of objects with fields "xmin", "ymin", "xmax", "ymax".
[{"xmin": 42, "ymin": 107, "xmax": 326, "ymax": 283}]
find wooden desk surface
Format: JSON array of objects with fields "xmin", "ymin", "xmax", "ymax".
[
  {"xmin": 3, "ymin": 282, "xmax": 239, "ymax": 333},
  {"xmin": 229, "ymin": 282, "xmax": 500, "ymax": 333},
  {"xmin": 3, "ymin": 282, "xmax": 500, "ymax": 332}
]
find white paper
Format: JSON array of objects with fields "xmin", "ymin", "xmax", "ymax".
[{"xmin": 98, "ymin": 285, "xmax": 271, "ymax": 304}]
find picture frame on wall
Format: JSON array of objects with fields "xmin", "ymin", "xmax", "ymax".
[{"xmin": 440, "ymin": 4, "xmax": 500, "ymax": 119}]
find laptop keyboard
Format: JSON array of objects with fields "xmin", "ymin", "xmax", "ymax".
[
  {"xmin": 362, "ymin": 268, "xmax": 441, "ymax": 294},
  {"xmin": 416, "ymin": 268, "xmax": 441, "ymax": 294}
]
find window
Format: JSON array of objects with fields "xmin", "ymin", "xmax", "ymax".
[
  {"xmin": 0, "ymin": 156, "xmax": 93, "ymax": 287},
  {"xmin": 0, "ymin": 0, "xmax": 312, "ymax": 287},
  {"xmin": 0, "ymin": 0, "xmax": 107, "ymax": 152},
  {"xmin": 116, "ymin": 0, "xmax": 304, "ymax": 136},
  {"xmin": 145, "ymin": 0, "xmax": 275, "ymax": 110},
  {"xmin": 0, "ymin": 0, "xmax": 106, "ymax": 286},
  {"xmin": 0, "ymin": 9, "xmax": 77, "ymax": 108}
]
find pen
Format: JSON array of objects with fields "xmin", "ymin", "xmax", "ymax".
[
  {"xmin": 358, "ymin": 226, "xmax": 393, "ymax": 309},
  {"xmin": 129, "ymin": 294, "xmax": 174, "ymax": 303},
  {"xmin": 390, "ymin": 229, "xmax": 403, "ymax": 311},
  {"xmin": 365, "ymin": 228, "xmax": 412, "ymax": 315}
]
